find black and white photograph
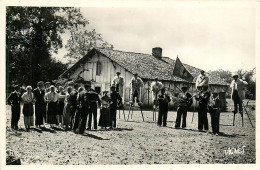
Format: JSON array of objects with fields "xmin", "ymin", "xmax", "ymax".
[{"xmin": 0, "ymin": 0, "xmax": 258, "ymax": 169}]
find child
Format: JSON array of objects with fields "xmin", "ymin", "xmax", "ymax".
[
  {"xmin": 157, "ymin": 87, "xmax": 171, "ymax": 127},
  {"xmin": 209, "ymin": 93, "xmax": 222, "ymax": 135}
]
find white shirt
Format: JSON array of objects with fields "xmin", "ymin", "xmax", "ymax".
[{"xmin": 45, "ymin": 91, "xmax": 65, "ymax": 102}]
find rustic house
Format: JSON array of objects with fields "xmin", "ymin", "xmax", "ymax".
[{"xmin": 59, "ymin": 47, "xmax": 229, "ymax": 109}]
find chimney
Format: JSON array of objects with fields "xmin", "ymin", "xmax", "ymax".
[{"xmin": 152, "ymin": 47, "xmax": 162, "ymax": 58}]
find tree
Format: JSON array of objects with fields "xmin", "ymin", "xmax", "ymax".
[
  {"xmin": 209, "ymin": 68, "xmax": 256, "ymax": 100},
  {"xmin": 6, "ymin": 7, "xmax": 87, "ymax": 93},
  {"xmin": 64, "ymin": 28, "xmax": 113, "ymax": 65},
  {"xmin": 208, "ymin": 69, "xmax": 232, "ymax": 84},
  {"xmin": 235, "ymin": 68, "xmax": 256, "ymax": 99}
]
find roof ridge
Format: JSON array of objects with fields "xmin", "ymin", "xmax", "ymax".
[{"xmin": 95, "ymin": 47, "xmax": 171, "ymax": 58}]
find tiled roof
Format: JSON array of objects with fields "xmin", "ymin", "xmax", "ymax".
[
  {"xmin": 161, "ymin": 57, "xmax": 228, "ymax": 85},
  {"xmin": 97, "ymin": 48, "xmax": 186, "ymax": 82},
  {"xmin": 61, "ymin": 48, "xmax": 228, "ymax": 86}
]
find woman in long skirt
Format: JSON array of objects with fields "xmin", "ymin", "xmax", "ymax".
[
  {"xmin": 21, "ymin": 86, "xmax": 35, "ymax": 132},
  {"xmin": 63, "ymin": 86, "xmax": 72, "ymax": 130},
  {"xmin": 57, "ymin": 86, "xmax": 65, "ymax": 126},
  {"xmin": 98, "ymin": 91, "xmax": 111, "ymax": 130}
]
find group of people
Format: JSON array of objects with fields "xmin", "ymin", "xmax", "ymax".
[
  {"xmin": 150, "ymin": 70, "xmax": 247, "ymax": 136},
  {"xmin": 7, "ymin": 70, "xmax": 248, "ymax": 136},
  {"xmin": 7, "ymin": 80, "xmax": 122, "ymax": 133}
]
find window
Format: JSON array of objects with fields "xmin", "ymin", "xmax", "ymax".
[{"xmin": 96, "ymin": 61, "xmax": 102, "ymax": 75}]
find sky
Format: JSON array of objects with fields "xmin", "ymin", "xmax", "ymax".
[{"xmin": 53, "ymin": 3, "xmax": 256, "ymax": 72}]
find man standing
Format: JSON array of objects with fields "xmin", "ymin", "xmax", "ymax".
[
  {"xmin": 230, "ymin": 74, "xmax": 248, "ymax": 115},
  {"xmin": 208, "ymin": 93, "xmax": 222, "ymax": 135},
  {"xmin": 110, "ymin": 85, "xmax": 122, "ymax": 129},
  {"xmin": 130, "ymin": 73, "xmax": 144, "ymax": 104},
  {"xmin": 86, "ymin": 82, "xmax": 101, "ymax": 130},
  {"xmin": 76, "ymin": 84, "xmax": 89, "ymax": 134},
  {"xmin": 157, "ymin": 87, "xmax": 171, "ymax": 127},
  {"xmin": 195, "ymin": 70, "xmax": 209, "ymax": 90},
  {"xmin": 175, "ymin": 86, "xmax": 193, "ymax": 129},
  {"xmin": 33, "ymin": 81, "xmax": 46, "ymax": 128},
  {"xmin": 7, "ymin": 85, "xmax": 21, "ymax": 130},
  {"xmin": 112, "ymin": 72, "xmax": 125, "ymax": 99},
  {"xmin": 70, "ymin": 83, "xmax": 79, "ymax": 129},
  {"xmin": 150, "ymin": 77, "xmax": 163, "ymax": 108},
  {"xmin": 195, "ymin": 86, "xmax": 210, "ymax": 132},
  {"xmin": 45, "ymin": 82, "xmax": 51, "ymax": 93}
]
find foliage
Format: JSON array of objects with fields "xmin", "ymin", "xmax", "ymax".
[
  {"xmin": 64, "ymin": 28, "xmax": 113, "ymax": 65},
  {"xmin": 6, "ymin": 7, "xmax": 87, "ymax": 93},
  {"xmin": 208, "ymin": 69, "xmax": 232, "ymax": 84},
  {"xmin": 209, "ymin": 68, "xmax": 256, "ymax": 99},
  {"xmin": 235, "ymin": 68, "xmax": 256, "ymax": 99}
]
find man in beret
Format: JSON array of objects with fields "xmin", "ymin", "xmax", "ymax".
[
  {"xmin": 70, "ymin": 83, "xmax": 80, "ymax": 129},
  {"xmin": 195, "ymin": 86, "xmax": 210, "ymax": 132},
  {"xmin": 85, "ymin": 82, "xmax": 101, "ymax": 130},
  {"xmin": 7, "ymin": 85, "xmax": 21, "ymax": 130},
  {"xmin": 33, "ymin": 81, "xmax": 46, "ymax": 128},
  {"xmin": 110, "ymin": 85, "xmax": 122, "ymax": 129},
  {"xmin": 195, "ymin": 70, "xmax": 209, "ymax": 90},
  {"xmin": 175, "ymin": 86, "xmax": 193, "ymax": 129},
  {"xmin": 112, "ymin": 71, "xmax": 125, "ymax": 100},
  {"xmin": 157, "ymin": 87, "xmax": 171, "ymax": 127},
  {"xmin": 76, "ymin": 83, "xmax": 89, "ymax": 134},
  {"xmin": 208, "ymin": 93, "xmax": 222, "ymax": 135},
  {"xmin": 150, "ymin": 77, "xmax": 163, "ymax": 109},
  {"xmin": 45, "ymin": 82, "xmax": 51, "ymax": 93},
  {"xmin": 230, "ymin": 74, "xmax": 248, "ymax": 115},
  {"xmin": 130, "ymin": 73, "xmax": 144, "ymax": 105}
]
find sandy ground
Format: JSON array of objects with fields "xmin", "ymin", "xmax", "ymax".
[{"xmin": 6, "ymin": 99, "xmax": 255, "ymax": 164}]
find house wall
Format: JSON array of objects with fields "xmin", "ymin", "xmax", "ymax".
[{"xmin": 68, "ymin": 53, "xmax": 228, "ymax": 109}]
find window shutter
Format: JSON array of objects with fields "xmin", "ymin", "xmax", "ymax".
[{"xmin": 96, "ymin": 61, "xmax": 102, "ymax": 75}]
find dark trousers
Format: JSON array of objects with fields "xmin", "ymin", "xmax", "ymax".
[
  {"xmin": 232, "ymin": 90, "xmax": 243, "ymax": 113},
  {"xmin": 158, "ymin": 109, "xmax": 168, "ymax": 126},
  {"xmin": 110, "ymin": 107, "xmax": 117, "ymax": 128},
  {"xmin": 175, "ymin": 106, "xmax": 188, "ymax": 128},
  {"xmin": 11, "ymin": 105, "xmax": 20, "ymax": 129},
  {"xmin": 210, "ymin": 110, "xmax": 220, "ymax": 134},
  {"xmin": 132, "ymin": 90, "xmax": 139, "ymax": 103},
  {"xmin": 88, "ymin": 107, "xmax": 97, "ymax": 129},
  {"xmin": 35, "ymin": 105, "xmax": 46, "ymax": 126},
  {"xmin": 198, "ymin": 107, "xmax": 208, "ymax": 131},
  {"xmin": 73, "ymin": 108, "xmax": 81, "ymax": 130},
  {"xmin": 77, "ymin": 107, "xmax": 88, "ymax": 134},
  {"xmin": 70, "ymin": 105, "xmax": 77, "ymax": 128}
]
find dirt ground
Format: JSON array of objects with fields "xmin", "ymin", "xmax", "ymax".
[{"xmin": 6, "ymin": 99, "xmax": 255, "ymax": 164}]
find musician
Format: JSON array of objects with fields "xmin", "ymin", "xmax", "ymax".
[
  {"xmin": 150, "ymin": 77, "xmax": 163, "ymax": 109},
  {"xmin": 112, "ymin": 72, "xmax": 124, "ymax": 100},
  {"xmin": 208, "ymin": 93, "xmax": 222, "ymax": 135},
  {"xmin": 130, "ymin": 73, "xmax": 144, "ymax": 105},
  {"xmin": 195, "ymin": 86, "xmax": 210, "ymax": 132},
  {"xmin": 230, "ymin": 74, "xmax": 248, "ymax": 115},
  {"xmin": 175, "ymin": 86, "xmax": 193, "ymax": 129},
  {"xmin": 157, "ymin": 87, "xmax": 171, "ymax": 127},
  {"xmin": 195, "ymin": 70, "xmax": 209, "ymax": 90}
]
